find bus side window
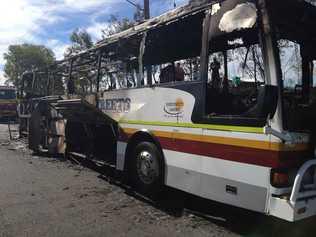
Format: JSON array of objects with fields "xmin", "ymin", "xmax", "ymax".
[
  {"xmin": 144, "ymin": 58, "xmax": 201, "ymax": 85},
  {"xmin": 100, "ymin": 35, "xmax": 143, "ymax": 91},
  {"xmin": 174, "ymin": 59, "xmax": 200, "ymax": 82},
  {"xmin": 142, "ymin": 10, "xmax": 205, "ymax": 85},
  {"xmin": 206, "ymin": 42, "xmax": 266, "ymax": 117},
  {"xmin": 278, "ymin": 40, "xmax": 302, "ymax": 91},
  {"xmin": 208, "ymin": 53, "xmax": 225, "ymax": 89},
  {"xmin": 101, "ymin": 61, "xmax": 139, "ymax": 91}
]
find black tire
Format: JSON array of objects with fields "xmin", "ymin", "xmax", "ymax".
[{"xmin": 130, "ymin": 141, "xmax": 164, "ymax": 196}]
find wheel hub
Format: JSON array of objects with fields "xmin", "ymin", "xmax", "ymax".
[{"xmin": 137, "ymin": 150, "xmax": 159, "ymax": 184}]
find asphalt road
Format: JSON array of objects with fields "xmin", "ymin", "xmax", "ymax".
[{"xmin": 0, "ymin": 123, "xmax": 316, "ymax": 237}]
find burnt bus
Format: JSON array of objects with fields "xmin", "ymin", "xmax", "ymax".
[{"xmin": 20, "ymin": 0, "xmax": 316, "ymax": 222}]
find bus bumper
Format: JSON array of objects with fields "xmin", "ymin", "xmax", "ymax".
[{"xmin": 269, "ymin": 159, "xmax": 316, "ymax": 222}]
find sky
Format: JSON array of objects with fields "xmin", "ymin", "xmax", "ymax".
[{"xmin": 0, "ymin": 0, "xmax": 188, "ymax": 85}]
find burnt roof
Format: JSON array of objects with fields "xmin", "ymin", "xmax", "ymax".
[
  {"xmin": 46, "ymin": 0, "xmax": 316, "ymax": 68},
  {"xmin": 95, "ymin": 1, "xmax": 214, "ymax": 47},
  {"xmin": 71, "ymin": 0, "xmax": 316, "ymax": 58}
]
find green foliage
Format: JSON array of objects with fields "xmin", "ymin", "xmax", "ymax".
[
  {"xmin": 133, "ymin": 3, "xmax": 145, "ymax": 23},
  {"xmin": 65, "ymin": 29, "xmax": 94, "ymax": 57},
  {"xmin": 3, "ymin": 44, "xmax": 55, "ymax": 88},
  {"xmin": 65, "ymin": 29, "xmax": 95, "ymax": 94},
  {"xmin": 101, "ymin": 5, "xmax": 144, "ymax": 39},
  {"xmin": 101, "ymin": 15, "xmax": 136, "ymax": 38}
]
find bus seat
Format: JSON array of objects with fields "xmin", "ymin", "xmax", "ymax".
[{"xmin": 243, "ymin": 85, "xmax": 278, "ymax": 119}]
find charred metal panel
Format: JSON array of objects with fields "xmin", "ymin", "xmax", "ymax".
[
  {"xmin": 208, "ymin": 0, "xmax": 260, "ymax": 53},
  {"xmin": 55, "ymin": 99, "xmax": 117, "ymax": 125},
  {"xmin": 266, "ymin": 0, "xmax": 316, "ymax": 42},
  {"xmin": 28, "ymin": 97, "xmax": 64, "ymax": 154}
]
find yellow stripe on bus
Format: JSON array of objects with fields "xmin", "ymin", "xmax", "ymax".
[
  {"xmin": 120, "ymin": 127, "xmax": 308, "ymax": 152},
  {"xmin": 0, "ymin": 100, "xmax": 16, "ymax": 104},
  {"xmin": 119, "ymin": 120, "xmax": 264, "ymax": 134}
]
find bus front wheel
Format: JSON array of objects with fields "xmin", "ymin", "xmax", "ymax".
[{"xmin": 131, "ymin": 141, "xmax": 164, "ymax": 196}]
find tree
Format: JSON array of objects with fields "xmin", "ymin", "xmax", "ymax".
[
  {"xmin": 65, "ymin": 29, "xmax": 94, "ymax": 57},
  {"xmin": 102, "ymin": 4, "xmax": 144, "ymax": 38},
  {"xmin": 101, "ymin": 15, "xmax": 136, "ymax": 38},
  {"xmin": 3, "ymin": 44, "xmax": 55, "ymax": 89},
  {"xmin": 133, "ymin": 3, "xmax": 145, "ymax": 22}
]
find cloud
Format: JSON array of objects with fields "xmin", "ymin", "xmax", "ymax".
[
  {"xmin": 86, "ymin": 22, "xmax": 109, "ymax": 42},
  {"xmin": 85, "ymin": 0, "xmax": 189, "ymax": 42},
  {"xmin": 0, "ymin": 70, "xmax": 5, "ymax": 85},
  {"xmin": 46, "ymin": 39, "xmax": 69, "ymax": 60},
  {"xmin": 0, "ymin": 0, "xmax": 65, "ymax": 74},
  {"xmin": 0, "ymin": 0, "xmax": 190, "ymax": 86},
  {"xmin": 62, "ymin": 0, "xmax": 122, "ymax": 11},
  {"xmin": 0, "ymin": 0, "xmax": 118, "ymax": 62},
  {"xmin": 0, "ymin": 1, "xmax": 63, "ymax": 42},
  {"xmin": 151, "ymin": 0, "xmax": 188, "ymax": 16},
  {"xmin": 0, "ymin": 45, "xmax": 8, "ymax": 65}
]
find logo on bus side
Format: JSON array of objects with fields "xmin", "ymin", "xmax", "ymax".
[
  {"xmin": 99, "ymin": 98, "xmax": 131, "ymax": 113},
  {"xmin": 163, "ymin": 98, "xmax": 184, "ymax": 117}
]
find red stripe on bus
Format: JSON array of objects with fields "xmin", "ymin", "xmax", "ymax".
[
  {"xmin": 157, "ymin": 136, "xmax": 308, "ymax": 168},
  {"xmin": 118, "ymin": 132, "xmax": 309, "ymax": 168}
]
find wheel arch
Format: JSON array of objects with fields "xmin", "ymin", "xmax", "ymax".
[{"xmin": 124, "ymin": 129, "xmax": 165, "ymax": 174}]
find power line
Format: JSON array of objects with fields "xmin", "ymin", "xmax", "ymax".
[{"xmin": 125, "ymin": 0, "xmax": 144, "ymax": 11}]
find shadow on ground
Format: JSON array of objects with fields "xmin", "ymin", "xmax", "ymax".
[{"xmin": 32, "ymin": 152, "xmax": 316, "ymax": 237}]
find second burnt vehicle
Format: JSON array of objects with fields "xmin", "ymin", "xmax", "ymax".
[{"xmin": 18, "ymin": 0, "xmax": 316, "ymax": 222}]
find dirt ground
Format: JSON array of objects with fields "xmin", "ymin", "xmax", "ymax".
[{"xmin": 0, "ymin": 123, "xmax": 316, "ymax": 237}]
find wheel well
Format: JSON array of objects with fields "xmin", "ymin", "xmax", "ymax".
[{"xmin": 124, "ymin": 130, "xmax": 165, "ymax": 173}]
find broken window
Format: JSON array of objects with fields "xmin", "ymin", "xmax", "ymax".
[
  {"xmin": 101, "ymin": 60, "xmax": 138, "ymax": 90},
  {"xmin": 202, "ymin": 0, "xmax": 278, "ymax": 123},
  {"xmin": 279, "ymin": 40, "xmax": 302, "ymax": 90},
  {"xmin": 63, "ymin": 51, "xmax": 101, "ymax": 95},
  {"xmin": 206, "ymin": 40, "xmax": 266, "ymax": 117},
  {"xmin": 146, "ymin": 57, "xmax": 200, "ymax": 85},
  {"xmin": 266, "ymin": 0, "xmax": 316, "ymax": 131},
  {"xmin": 278, "ymin": 39, "xmax": 316, "ymax": 131},
  {"xmin": 142, "ymin": 8, "xmax": 205, "ymax": 85},
  {"xmin": 100, "ymin": 34, "xmax": 143, "ymax": 90}
]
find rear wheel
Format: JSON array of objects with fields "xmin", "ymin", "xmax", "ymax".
[{"xmin": 130, "ymin": 142, "xmax": 164, "ymax": 195}]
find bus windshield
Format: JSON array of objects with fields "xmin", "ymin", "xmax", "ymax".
[{"xmin": 205, "ymin": 0, "xmax": 278, "ymax": 124}]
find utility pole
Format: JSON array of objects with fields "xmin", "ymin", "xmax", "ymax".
[
  {"xmin": 144, "ymin": 0, "xmax": 150, "ymax": 20},
  {"xmin": 144, "ymin": 0, "xmax": 152, "ymax": 85}
]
